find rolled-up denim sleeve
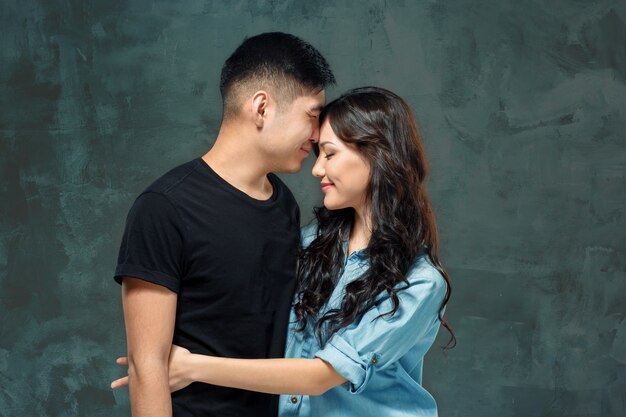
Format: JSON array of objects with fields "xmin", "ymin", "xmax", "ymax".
[{"xmin": 314, "ymin": 260, "xmax": 447, "ymax": 394}]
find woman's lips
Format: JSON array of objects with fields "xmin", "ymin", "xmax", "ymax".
[{"xmin": 321, "ymin": 182, "xmax": 334, "ymax": 192}]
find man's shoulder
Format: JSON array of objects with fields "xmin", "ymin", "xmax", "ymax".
[{"xmin": 143, "ymin": 158, "xmax": 200, "ymax": 196}]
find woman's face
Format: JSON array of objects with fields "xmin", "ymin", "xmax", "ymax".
[{"xmin": 312, "ymin": 120, "xmax": 371, "ymax": 212}]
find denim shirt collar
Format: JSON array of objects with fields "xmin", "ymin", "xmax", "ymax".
[{"xmin": 340, "ymin": 225, "xmax": 368, "ymax": 264}]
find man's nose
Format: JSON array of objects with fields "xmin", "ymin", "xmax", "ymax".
[{"xmin": 310, "ymin": 122, "xmax": 321, "ymax": 143}]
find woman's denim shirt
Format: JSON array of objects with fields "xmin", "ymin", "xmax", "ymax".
[{"xmin": 279, "ymin": 224, "xmax": 447, "ymax": 417}]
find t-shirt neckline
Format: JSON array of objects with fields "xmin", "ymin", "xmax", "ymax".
[{"xmin": 194, "ymin": 157, "xmax": 280, "ymax": 206}]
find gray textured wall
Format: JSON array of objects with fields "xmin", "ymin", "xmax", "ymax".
[{"xmin": 1, "ymin": 1, "xmax": 625, "ymax": 416}]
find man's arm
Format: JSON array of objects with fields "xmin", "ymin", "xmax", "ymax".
[{"xmin": 122, "ymin": 277, "xmax": 177, "ymax": 417}]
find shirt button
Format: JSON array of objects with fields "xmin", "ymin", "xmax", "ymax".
[
  {"xmin": 290, "ymin": 396, "xmax": 298, "ymax": 404},
  {"xmin": 371, "ymin": 357, "xmax": 378, "ymax": 365}
]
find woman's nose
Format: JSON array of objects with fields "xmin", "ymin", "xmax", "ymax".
[{"xmin": 312, "ymin": 158, "xmax": 325, "ymax": 178}]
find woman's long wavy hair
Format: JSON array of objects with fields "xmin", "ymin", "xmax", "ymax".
[{"xmin": 294, "ymin": 87, "xmax": 455, "ymax": 349}]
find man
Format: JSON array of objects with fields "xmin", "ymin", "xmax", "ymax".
[{"xmin": 114, "ymin": 32, "xmax": 335, "ymax": 416}]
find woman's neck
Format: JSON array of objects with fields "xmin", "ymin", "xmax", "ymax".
[{"xmin": 347, "ymin": 206, "xmax": 372, "ymax": 255}]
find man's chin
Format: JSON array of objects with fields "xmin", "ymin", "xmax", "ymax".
[{"xmin": 276, "ymin": 161, "xmax": 304, "ymax": 173}]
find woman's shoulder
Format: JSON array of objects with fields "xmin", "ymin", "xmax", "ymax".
[
  {"xmin": 404, "ymin": 252, "xmax": 448, "ymax": 296},
  {"xmin": 300, "ymin": 222, "xmax": 319, "ymax": 248}
]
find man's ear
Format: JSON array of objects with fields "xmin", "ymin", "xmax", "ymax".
[{"xmin": 251, "ymin": 90, "xmax": 270, "ymax": 128}]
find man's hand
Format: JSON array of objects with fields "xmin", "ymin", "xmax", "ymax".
[{"xmin": 110, "ymin": 356, "xmax": 131, "ymax": 389}]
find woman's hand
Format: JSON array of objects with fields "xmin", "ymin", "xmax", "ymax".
[
  {"xmin": 166, "ymin": 345, "xmax": 196, "ymax": 391},
  {"xmin": 110, "ymin": 345, "xmax": 196, "ymax": 392}
]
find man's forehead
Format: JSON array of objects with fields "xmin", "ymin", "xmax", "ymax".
[
  {"xmin": 310, "ymin": 102, "xmax": 324, "ymax": 112},
  {"xmin": 289, "ymin": 89, "xmax": 325, "ymax": 111},
  {"xmin": 305, "ymin": 89, "xmax": 326, "ymax": 108}
]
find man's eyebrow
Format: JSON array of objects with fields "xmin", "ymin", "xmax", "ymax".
[{"xmin": 309, "ymin": 104, "xmax": 324, "ymax": 112}]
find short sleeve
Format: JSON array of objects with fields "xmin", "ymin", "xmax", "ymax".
[
  {"xmin": 314, "ymin": 258, "xmax": 447, "ymax": 394},
  {"xmin": 114, "ymin": 192, "xmax": 184, "ymax": 293}
]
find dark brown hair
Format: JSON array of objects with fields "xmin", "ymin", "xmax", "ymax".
[{"xmin": 294, "ymin": 87, "xmax": 455, "ymax": 349}]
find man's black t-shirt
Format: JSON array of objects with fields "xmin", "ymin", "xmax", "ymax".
[{"xmin": 114, "ymin": 158, "xmax": 300, "ymax": 417}]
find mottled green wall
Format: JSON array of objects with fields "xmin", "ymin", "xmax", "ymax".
[{"xmin": 1, "ymin": 0, "xmax": 624, "ymax": 416}]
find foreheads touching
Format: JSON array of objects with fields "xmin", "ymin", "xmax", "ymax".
[{"xmin": 219, "ymin": 32, "xmax": 336, "ymax": 121}]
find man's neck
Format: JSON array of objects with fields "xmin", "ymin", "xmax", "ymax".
[{"xmin": 202, "ymin": 128, "xmax": 274, "ymax": 200}]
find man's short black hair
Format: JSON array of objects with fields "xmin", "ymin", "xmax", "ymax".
[{"xmin": 220, "ymin": 32, "xmax": 335, "ymax": 120}]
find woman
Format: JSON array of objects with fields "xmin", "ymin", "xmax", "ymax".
[{"xmin": 112, "ymin": 87, "xmax": 455, "ymax": 416}]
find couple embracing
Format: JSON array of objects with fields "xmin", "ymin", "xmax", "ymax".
[{"xmin": 111, "ymin": 32, "xmax": 455, "ymax": 417}]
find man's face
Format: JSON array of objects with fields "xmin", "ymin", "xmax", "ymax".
[{"xmin": 262, "ymin": 90, "xmax": 326, "ymax": 173}]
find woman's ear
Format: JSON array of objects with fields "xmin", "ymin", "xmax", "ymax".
[{"xmin": 251, "ymin": 90, "xmax": 270, "ymax": 128}]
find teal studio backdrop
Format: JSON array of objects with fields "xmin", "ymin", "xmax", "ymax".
[{"xmin": 1, "ymin": 0, "xmax": 625, "ymax": 416}]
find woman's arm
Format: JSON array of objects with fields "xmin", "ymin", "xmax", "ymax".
[
  {"xmin": 188, "ymin": 354, "xmax": 347, "ymax": 396},
  {"xmin": 112, "ymin": 345, "xmax": 347, "ymax": 396}
]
